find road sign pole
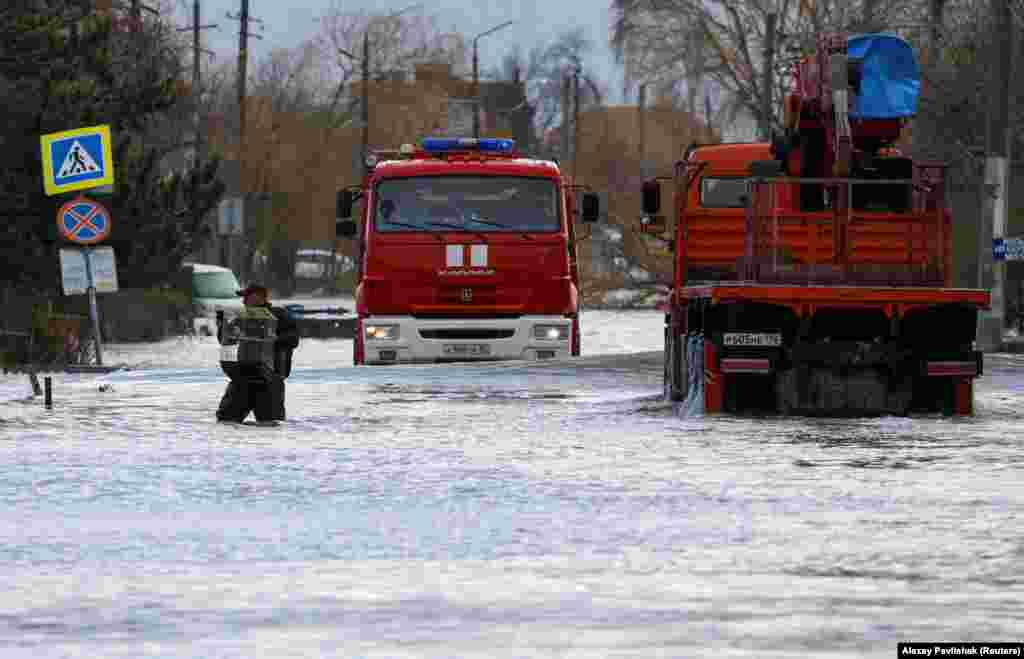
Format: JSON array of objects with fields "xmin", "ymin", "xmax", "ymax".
[{"xmin": 83, "ymin": 248, "xmax": 105, "ymax": 366}]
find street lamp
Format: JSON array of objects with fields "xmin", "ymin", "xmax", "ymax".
[
  {"xmin": 338, "ymin": 3, "xmax": 424, "ymax": 174},
  {"xmin": 472, "ymin": 20, "xmax": 516, "ymax": 139}
]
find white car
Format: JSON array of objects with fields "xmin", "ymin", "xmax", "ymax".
[
  {"xmin": 253, "ymin": 250, "xmax": 355, "ymax": 280},
  {"xmin": 295, "ymin": 249, "xmax": 355, "ymax": 279},
  {"xmin": 180, "ymin": 262, "xmax": 244, "ymax": 336}
]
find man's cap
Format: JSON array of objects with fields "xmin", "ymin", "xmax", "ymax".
[{"xmin": 236, "ymin": 284, "xmax": 269, "ymax": 297}]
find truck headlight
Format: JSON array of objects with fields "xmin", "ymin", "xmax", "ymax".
[
  {"xmin": 533, "ymin": 324, "xmax": 569, "ymax": 341},
  {"xmin": 365, "ymin": 324, "xmax": 400, "ymax": 340}
]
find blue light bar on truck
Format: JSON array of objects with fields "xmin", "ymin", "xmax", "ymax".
[{"xmin": 421, "ymin": 137, "xmax": 515, "ymax": 154}]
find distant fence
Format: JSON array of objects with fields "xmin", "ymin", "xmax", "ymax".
[{"xmin": 1, "ymin": 287, "xmax": 194, "ymax": 346}]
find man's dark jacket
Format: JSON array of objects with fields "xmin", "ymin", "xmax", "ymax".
[
  {"xmin": 267, "ymin": 304, "xmax": 300, "ymax": 378},
  {"xmin": 217, "ymin": 304, "xmax": 300, "ymax": 379}
]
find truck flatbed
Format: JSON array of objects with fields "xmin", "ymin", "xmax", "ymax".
[{"xmin": 679, "ymin": 282, "xmax": 990, "ymax": 310}]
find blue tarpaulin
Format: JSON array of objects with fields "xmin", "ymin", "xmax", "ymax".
[{"xmin": 847, "ymin": 33, "xmax": 920, "ymax": 119}]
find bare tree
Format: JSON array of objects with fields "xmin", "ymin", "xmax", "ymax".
[
  {"xmin": 612, "ymin": 0, "xmax": 919, "ymax": 140},
  {"xmin": 316, "ymin": 6, "xmax": 463, "ymax": 126},
  {"xmin": 492, "ymin": 27, "xmax": 605, "ymax": 158},
  {"xmin": 199, "ymin": 7, "xmax": 469, "ymax": 294}
]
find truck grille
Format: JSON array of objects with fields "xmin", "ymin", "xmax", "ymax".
[{"xmin": 419, "ymin": 329, "xmax": 515, "ymax": 340}]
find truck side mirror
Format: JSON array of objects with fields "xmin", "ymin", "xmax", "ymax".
[
  {"xmin": 581, "ymin": 192, "xmax": 600, "ymax": 223},
  {"xmin": 642, "ymin": 179, "xmax": 661, "ymax": 215},
  {"xmin": 336, "ymin": 189, "xmax": 355, "ymax": 220},
  {"xmin": 336, "ymin": 219, "xmax": 357, "ymax": 238}
]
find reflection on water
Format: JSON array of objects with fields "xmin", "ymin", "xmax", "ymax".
[{"xmin": 0, "ymin": 313, "xmax": 1022, "ymax": 657}]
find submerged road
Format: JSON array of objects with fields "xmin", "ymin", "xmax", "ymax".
[{"xmin": 0, "ymin": 309, "xmax": 1021, "ymax": 658}]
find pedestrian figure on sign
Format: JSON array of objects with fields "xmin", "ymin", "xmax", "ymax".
[
  {"xmin": 69, "ymin": 145, "xmax": 87, "ymax": 174},
  {"xmin": 216, "ymin": 285, "xmax": 300, "ymax": 423}
]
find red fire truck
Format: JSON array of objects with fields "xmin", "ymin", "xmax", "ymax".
[
  {"xmin": 640, "ymin": 33, "xmax": 990, "ymax": 416},
  {"xmin": 336, "ymin": 137, "xmax": 599, "ymax": 365}
]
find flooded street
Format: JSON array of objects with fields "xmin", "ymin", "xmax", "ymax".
[{"xmin": 1, "ymin": 307, "xmax": 1021, "ymax": 658}]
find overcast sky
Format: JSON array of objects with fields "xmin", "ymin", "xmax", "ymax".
[{"xmin": 169, "ymin": 0, "xmax": 628, "ymax": 103}]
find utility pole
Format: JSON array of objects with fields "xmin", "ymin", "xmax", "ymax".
[
  {"xmin": 638, "ymin": 83, "xmax": 647, "ymax": 178},
  {"xmin": 226, "ymin": 0, "xmax": 263, "ymax": 274},
  {"xmin": 227, "ymin": 0, "xmax": 264, "ymax": 188},
  {"xmin": 193, "ymin": 0, "xmax": 202, "ymax": 166},
  {"xmin": 705, "ymin": 90, "xmax": 715, "ymax": 141},
  {"xmin": 237, "ymin": 0, "xmax": 250, "ymax": 175},
  {"xmin": 761, "ymin": 11, "xmax": 778, "ymax": 141},
  {"xmin": 362, "ymin": 30, "xmax": 369, "ymax": 174},
  {"xmin": 472, "ymin": 21, "xmax": 516, "ymax": 139},
  {"xmin": 560, "ymin": 73, "xmax": 570, "ymax": 165},
  {"xmin": 978, "ymin": 0, "xmax": 1013, "ymax": 351},
  {"xmin": 176, "ymin": 0, "xmax": 217, "ymax": 260},
  {"xmin": 336, "ymin": 4, "xmax": 423, "ymax": 173},
  {"xmin": 863, "ymin": 0, "xmax": 879, "ymax": 31},
  {"xmin": 177, "ymin": 1, "xmax": 217, "ymax": 173},
  {"xmin": 572, "ymin": 63, "xmax": 581, "ymax": 181},
  {"xmin": 472, "ymin": 40, "xmax": 478, "ymax": 138}
]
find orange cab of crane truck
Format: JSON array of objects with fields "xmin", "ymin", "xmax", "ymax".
[{"xmin": 335, "ymin": 137, "xmax": 600, "ymax": 366}]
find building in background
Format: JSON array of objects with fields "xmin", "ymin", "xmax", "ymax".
[
  {"xmin": 564, "ymin": 102, "xmax": 718, "ymax": 283},
  {"xmin": 199, "ymin": 61, "xmax": 532, "ymax": 292}
]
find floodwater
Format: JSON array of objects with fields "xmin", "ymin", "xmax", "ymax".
[{"xmin": 0, "ymin": 304, "xmax": 1021, "ymax": 658}]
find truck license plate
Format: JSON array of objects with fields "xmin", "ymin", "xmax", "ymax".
[
  {"xmin": 443, "ymin": 343, "xmax": 490, "ymax": 356},
  {"xmin": 220, "ymin": 344, "xmax": 238, "ymax": 361},
  {"xmin": 723, "ymin": 332, "xmax": 782, "ymax": 348}
]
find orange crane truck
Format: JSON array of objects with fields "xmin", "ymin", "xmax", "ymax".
[{"xmin": 641, "ymin": 32, "xmax": 990, "ymax": 416}]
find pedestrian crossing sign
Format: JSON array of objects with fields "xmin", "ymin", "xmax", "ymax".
[{"xmin": 40, "ymin": 125, "xmax": 115, "ymax": 196}]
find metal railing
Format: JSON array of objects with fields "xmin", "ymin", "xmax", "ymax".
[{"xmin": 740, "ymin": 168, "xmax": 950, "ymax": 287}]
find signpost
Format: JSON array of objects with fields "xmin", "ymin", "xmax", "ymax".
[
  {"xmin": 40, "ymin": 125, "xmax": 119, "ymax": 367},
  {"xmin": 217, "ymin": 196, "xmax": 244, "ymax": 235},
  {"xmin": 54, "ymin": 196, "xmax": 116, "ymax": 367},
  {"xmin": 58, "ymin": 247, "xmax": 118, "ymax": 367}
]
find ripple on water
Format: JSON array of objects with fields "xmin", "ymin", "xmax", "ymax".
[{"xmin": 1, "ymin": 320, "xmax": 1023, "ymax": 656}]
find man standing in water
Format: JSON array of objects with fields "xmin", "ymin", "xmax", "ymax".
[{"xmin": 216, "ymin": 285, "xmax": 300, "ymax": 423}]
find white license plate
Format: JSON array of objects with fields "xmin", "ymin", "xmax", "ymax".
[
  {"xmin": 723, "ymin": 332, "xmax": 782, "ymax": 348},
  {"xmin": 443, "ymin": 343, "xmax": 491, "ymax": 356},
  {"xmin": 220, "ymin": 344, "xmax": 238, "ymax": 361}
]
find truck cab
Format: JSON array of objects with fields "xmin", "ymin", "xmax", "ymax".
[{"xmin": 336, "ymin": 137, "xmax": 599, "ymax": 365}]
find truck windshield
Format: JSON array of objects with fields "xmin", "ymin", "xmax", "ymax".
[
  {"xmin": 374, "ymin": 176, "xmax": 560, "ymax": 233},
  {"xmin": 700, "ymin": 177, "xmax": 748, "ymax": 208}
]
